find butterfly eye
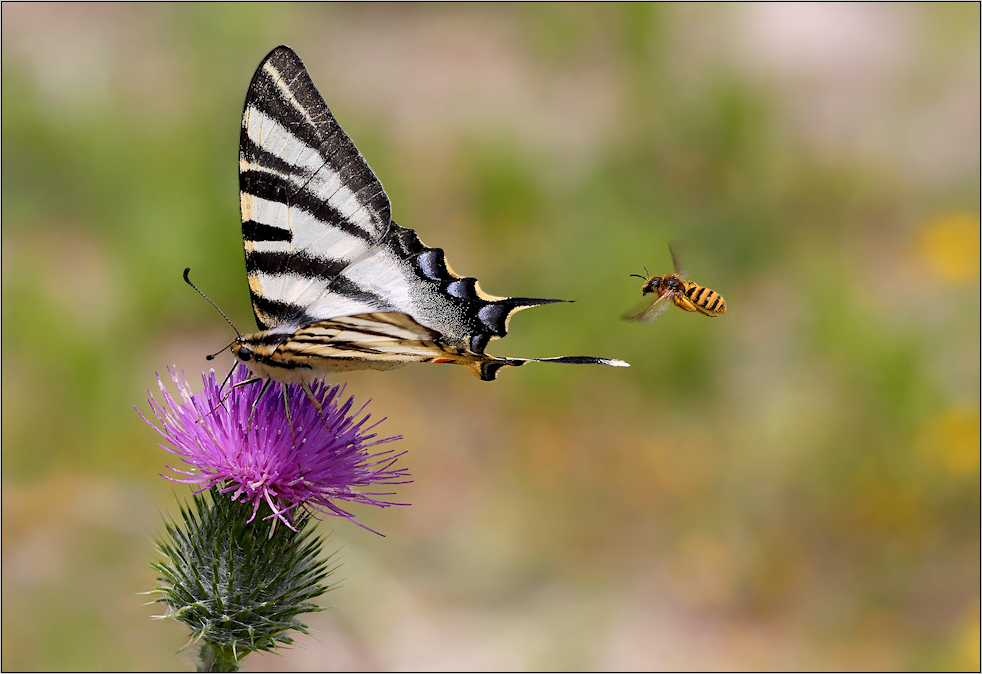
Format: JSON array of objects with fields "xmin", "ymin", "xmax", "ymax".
[{"xmin": 237, "ymin": 346, "xmax": 253, "ymax": 362}]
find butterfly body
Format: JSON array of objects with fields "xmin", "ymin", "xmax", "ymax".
[
  {"xmin": 231, "ymin": 46, "xmax": 628, "ymax": 382},
  {"xmin": 232, "ymin": 313, "xmax": 486, "ymax": 383}
]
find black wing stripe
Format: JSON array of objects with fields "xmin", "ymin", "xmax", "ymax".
[
  {"xmin": 241, "ymin": 168, "xmax": 293, "ymax": 205},
  {"xmin": 249, "ymin": 294, "xmax": 315, "ymax": 331},
  {"xmin": 245, "ymin": 250, "xmax": 349, "ymax": 281},
  {"xmin": 324, "ymin": 276, "xmax": 396, "ymax": 311},
  {"xmin": 243, "ymin": 220, "xmax": 293, "ymax": 243}
]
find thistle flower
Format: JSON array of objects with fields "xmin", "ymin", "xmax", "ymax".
[
  {"xmin": 142, "ymin": 366, "xmax": 410, "ymax": 670},
  {"xmin": 140, "ymin": 364, "xmax": 410, "ymax": 532}
]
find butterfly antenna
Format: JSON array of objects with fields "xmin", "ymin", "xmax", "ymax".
[
  {"xmin": 206, "ymin": 339, "xmax": 237, "ymax": 361},
  {"xmin": 183, "ymin": 267, "xmax": 242, "ymax": 339}
]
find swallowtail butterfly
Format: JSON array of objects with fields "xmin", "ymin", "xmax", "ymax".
[{"xmin": 228, "ymin": 46, "xmax": 628, "ymax": 388}]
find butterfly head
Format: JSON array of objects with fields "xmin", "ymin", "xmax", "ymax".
[
  {"xmin": 231, "ymin": 337, "xmax": 253, "ymax": 363},
  {"xmin": 228, "ymin": 335, "xmax": 267, "ymax": 380},
  {"xmin": 229, "ymin": 331, "xmax": 316, "ymax": 385},
  {"xmin": 229, "ymin": 331, "xmax": 289, "ymax": 369},
  {"xmin": 231, "ymin": 334, "xmax": 281, "ymax": 364}
]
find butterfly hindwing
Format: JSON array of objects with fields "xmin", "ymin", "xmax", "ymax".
[
  {"xmin": 323, "ymin": 222, "xmax": 569, "ymax": 352},
  {"xmin": 275, "ymin": 312, "xmax": 628, "ymax": 381}
]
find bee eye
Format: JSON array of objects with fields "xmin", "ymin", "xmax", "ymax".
[{"xmin": 237, "ymin": 346, "xmax": 253, "ymax": 362}]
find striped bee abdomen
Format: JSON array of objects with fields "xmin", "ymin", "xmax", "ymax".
[{"xmin": 682, "ymin": 281, "xmax": 726, "ymax": 316}]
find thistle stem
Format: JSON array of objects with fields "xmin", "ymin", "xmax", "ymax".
[{"xmin": 197, "ymin": 642, "xmax": 239, "ymax": 673}]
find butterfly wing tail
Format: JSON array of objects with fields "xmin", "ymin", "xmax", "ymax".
[{"xmin": 472, "ymin": 355, "xmax": 630, "ymax": 381}]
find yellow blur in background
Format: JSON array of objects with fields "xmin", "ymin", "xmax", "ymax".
[
  {"xmin": 2, "ymin": 4, "xmax": 979, "ymax": 671},
  {"xmin": 918, "ymin": 213, "xmax": 981, "ymax": 285}
]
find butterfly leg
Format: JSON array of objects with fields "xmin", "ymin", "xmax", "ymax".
[
  {"xmin": 280, "ymin": 383, "xmax": 296, "ymax": 438},
  {"xmin": 210, "ymin": 360, "xmax": 242, "ymax": 412},
  {"xmin": 245, "ymin": 378, "xmax": 273, "ymax": 433},
  {"xmin": 199, "ymin": 375, "xmax": 262, "ymax": 421},
  {"xmin": 300, "ymin": 380, "xmax": 331, "ymax": 430}
]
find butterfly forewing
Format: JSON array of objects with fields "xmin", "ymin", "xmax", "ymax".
[{"xmin": 240, "ymin": 46, "xmax": 392, "ymax": 331}]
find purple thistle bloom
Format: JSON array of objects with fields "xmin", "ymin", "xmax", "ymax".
[{"xmin": 139, "ymin": 364, "xmax": 409, "ymax": 532}]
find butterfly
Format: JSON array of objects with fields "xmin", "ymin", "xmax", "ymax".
[{"xmin": 215, "ymin": 45, "xmax": 627, "ymax": 403}]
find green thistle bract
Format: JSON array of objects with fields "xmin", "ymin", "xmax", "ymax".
[{"xmin": 150, "ymin": 488, "xmax": 336, "ymax": 672}]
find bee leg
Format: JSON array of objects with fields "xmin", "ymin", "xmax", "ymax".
[
  {"xmin": 673, "ymin": 295, "xmax": 699, "ymax": 312},
  {"xmin": 300, "ymin": 380, "xmax": 330, "ymax": 431},
  {"xmin": 245, "ymin": 378, "xmax": 273, "ymax": 433}
]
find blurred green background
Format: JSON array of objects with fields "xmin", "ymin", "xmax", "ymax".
[{"xmin": 2, "ymin": 3, "xmax": 979, "ymax": 671}]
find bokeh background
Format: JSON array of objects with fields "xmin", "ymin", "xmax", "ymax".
[{"xmin": 3, "ymin": 3, "xmax": 979, "ymax": 671}]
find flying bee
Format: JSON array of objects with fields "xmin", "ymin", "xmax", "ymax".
[{"xmin": 621, "ymin": 243, "xmax": 726, "ymax": 323}]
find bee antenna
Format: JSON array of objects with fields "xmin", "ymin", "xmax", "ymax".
[
  {"xmin": 183, "ymin": 267, "xmax": 242, "ymax": 339},
  {"xmin": 629, "ymin": 274, "xmax": 647, "ymax": 280}
]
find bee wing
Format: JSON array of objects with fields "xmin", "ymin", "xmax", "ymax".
[
  {"xmin": 668, "ymin": 240, "xmax": 689, "ymax": 278},
  {"xmin": 621, "ymin": 292, "xmax": 673, "ymax": 323}
]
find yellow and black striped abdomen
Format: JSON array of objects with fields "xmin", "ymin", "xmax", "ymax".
[{"xmin": 681, "ymin": 281, "xmax": 726, "ymax": 316}]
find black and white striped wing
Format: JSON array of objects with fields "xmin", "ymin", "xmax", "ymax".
[
  {"xmin": 240, "ymin": 46, "xmax": 559, "ymax": 354},
  {"xmin": 240, "ymin": 46, "xmax": 390, "ymax": 331}
]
